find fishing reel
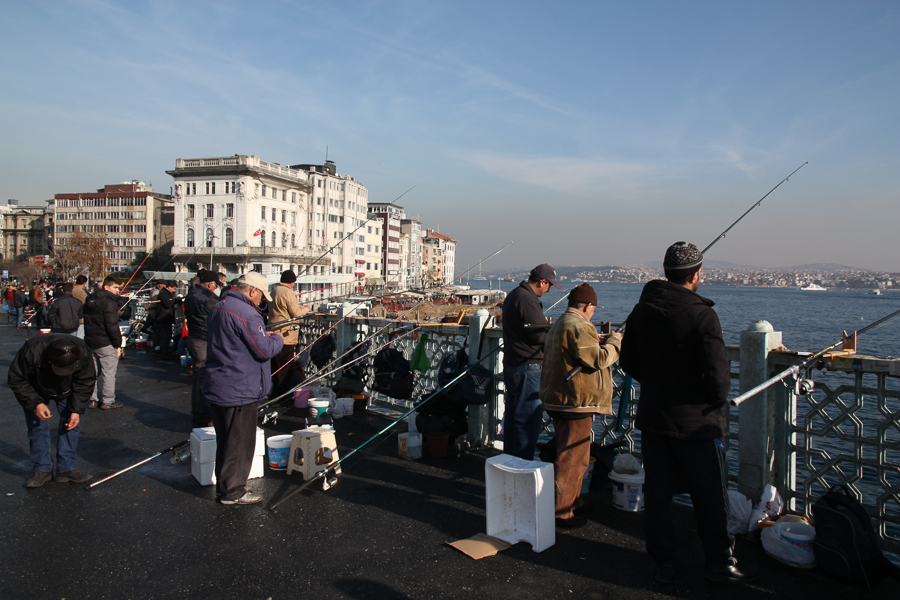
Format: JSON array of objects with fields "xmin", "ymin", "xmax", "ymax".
[
  {"xmin": 261, "ymin": 410, "xmax": 279, "ymax": 426},
  {"xmin": 788, "ymin": 374, "xmax": 815, "ymax": 396},
  {"xmin": 170, "ymin": 447, "xmax": 191, "ymax": 464}
]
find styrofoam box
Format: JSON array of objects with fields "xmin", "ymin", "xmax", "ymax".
[
  {"xmin": 190, "ymin": 427, "xmax": 266, "ymax": 464},
  {"xmin": 485, "ymin": 454, "xmax": 556, "ymax": 553},
  {"xmin": 192, "ymin": 454, "xmax": 264, "ymax": 486}
]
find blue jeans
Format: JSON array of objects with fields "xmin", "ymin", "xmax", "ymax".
[
  {"xmin": 23, "ymin": 397, "xmax": 80, "ymax": 473},
  {"xmin": 16, "ymin": 307, "xmax": 24, "ymax": 327},
  {"xmin": 503, "ymin": 364, "xmax": 544, "ymax": 460}
]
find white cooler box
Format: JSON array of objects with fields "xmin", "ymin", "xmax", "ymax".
[{"xmin": 190, "ymin": 426, "xmax": 265, "ymax": 486}]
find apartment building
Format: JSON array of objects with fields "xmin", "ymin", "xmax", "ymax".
[
  {"xmin": 400, "ymin": 218, "xmax": 423, "ymax": 289},
  {"xmin": 0, "ymin": 201, "xmax": 53, "ymax": 261},
  {"xmin": 366, "ymin": 202, "xmax": 404, "ymax": 288},
  {"xmin": 53, "ymin": 182, "xmax": 173, "ymax": 272},
  {"xmin": 423, "ymin": 229, "xmax": 457, "ymax": 286}
]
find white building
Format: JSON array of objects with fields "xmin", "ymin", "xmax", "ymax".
[
  {"xmin": 400, "ymin": 218, "xmax": 423, "ymax": 289},
  {"xmin": 424, "ymin": 229, "xmax": 457, "ymax": 285},
  {"xmin": 166, "ymin": 155, "xmax": 369, "ymax": 299}
]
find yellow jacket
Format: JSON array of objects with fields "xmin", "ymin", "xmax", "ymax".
[
  {"xmin": 268, "ymin": 284, "xmax": 309, "ymax": 345},
  {"xmin": 539, "ymin": 308, "xmax": 621, "ymax": 415}
]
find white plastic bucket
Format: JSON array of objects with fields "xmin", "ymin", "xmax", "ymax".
[
  {"xmin": 398, "ymin": 432, "xmax": 422, "ymax": 460},
  {"xmin": 309, "ymin": 398, "xmax": 330, "ymax": 418},
  {"xmin": 609, "ymin": 468, "xmax": 645, "ymax": 511},
  {"xmin": 581, "ymin": 456, "xmax": 597, "ymax": 494},
  {"xmin": 780, "ymin": 522, "xmax": 815, "ymax": 552},
  {"xmin": 266, "ymin": 435, "xmax": 293, "ymax": 470},
  {"xmin": 336, "ymin": 397, "xmax": 355, "ymax": 417}
]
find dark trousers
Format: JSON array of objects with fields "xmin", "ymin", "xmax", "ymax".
[
  {"xmin": 153, "ymin": 316, "xmax": 174, "ymax": 354},
  {"xmin": 551, "ymin": 416, "xmax": 592, "ymax": 518},
  {"xmin": 270, "ymin": 343, "xmax": 297, "ymax": 398},
  {"xmin": 502, "ymin": 364, "xmax": 544, "ymax": 460},
  {"xmin": 187, "ymin": 337, "xmax": 210, "ymax": 426},
  {"xmin": 641, "ymin": 431, "xmax": 734, "ymax": 568},
  {"xmin": 210, "ymin": 402, "xmax": 258, "ymax": 501}
]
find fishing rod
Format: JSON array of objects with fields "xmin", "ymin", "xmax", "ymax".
[
  {"xmin": 454, "ymin": 241, "xmax": 514, "ymax": 284},
  {"xmin": 118, "ymin": 242, "xmax": 210, "ymax": 313},
  {"xmin": 87, "ymin": 440, "xmax": 189, "ymax": 489},
  {"xmin": 702, "ymin": 162, "xmax": 807, "ymax": 254},
  {"xmin": 120, "ymin": 253, "xmax": 151, "ymax": 291},
  {"xmin": 269, "ymin": 342, "xmax": 504, "ymax": 511},
  {"xmin": 730, "ymin": 307, "xmax": 900, "ymax": 407},
  {"xmin": 302, "ymin": 186, "xmax": 416, "ymax": 276}
]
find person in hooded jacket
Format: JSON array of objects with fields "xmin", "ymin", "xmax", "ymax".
[
  {"xmin": 620, "ymin": 242, "xmax": 757, "ymax": 584},
  {"xmin": 8, "ymin": 334, "xmax": 97, "ymax": 488},
  {"xmin": 204, "ymin": 272, "xmax": 283, "ymax": 505},
  {"xmin": 48, "ymin": 282, "xmax": 83, "ymax": 335},
  {"xmin": 83, "ymin": 276, "xmax": 123, "ymax": 409}
]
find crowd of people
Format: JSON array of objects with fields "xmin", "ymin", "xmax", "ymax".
[{"xmin": 7, "ymin": 269, "xmax": 311, "ymax": 507}]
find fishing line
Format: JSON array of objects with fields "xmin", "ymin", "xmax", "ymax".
[
  {"xmin": 269, "ymin": 342, "xmax": 504, "ymax": 511},
  {"xmin": 454, "ymin": 241, "xmax": 514, "ymax": 283}
]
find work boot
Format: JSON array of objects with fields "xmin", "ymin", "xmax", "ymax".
[
  {"xmin": 554, "ymin": 515, "xmax": 587, "ymax": 529},
  {"xmin": 654, "ymin": 564, "xmax": 678, "ymax": 584},
  {"xmin": 26, "ymin": 471, "xmax": 52, "ymax": 489},
  {"xmin": 100, "ymin": 401, "xmax": 123, "ymax": 410},
  {"xmin": 56, "ymin": 468, "xmax": 92, "ymax": 484},
  {"xmin": 704, "ymin": 559, "xmax": 760, "ymax": 583},
  {"xmin": 219, "ymin": 491, "xmax": 262, "ymax": 505}
]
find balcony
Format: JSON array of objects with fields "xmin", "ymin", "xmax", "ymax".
[{"xmin": 172, "ymin": 245, "xmax": 322, "ymax": 261}]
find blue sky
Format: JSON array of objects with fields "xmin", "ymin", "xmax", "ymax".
[{"xmin": 1, "ymin": 1, "xmax": 898, "ymax": 271}]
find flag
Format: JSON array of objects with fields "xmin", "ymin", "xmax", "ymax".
[{"xmin": 253, "ymin": 229, "xmax": 261, "ymax": 237}]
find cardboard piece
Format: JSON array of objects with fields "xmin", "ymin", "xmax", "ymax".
[{"xmin": 447, "ymin": 533, "xmax": 511, "ymax": 560}]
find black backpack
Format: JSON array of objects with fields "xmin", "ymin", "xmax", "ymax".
[
  {"xmin": 811, "ymin": 484, "xmax": 900, "ymax": 587},
  {"xmin": 437, "ymin": 348, "xmax": 468, "ymax": 403},
  {"xmin": 372, "ymin": 347, "xmax": 415, "ymax": 400},
  {"xmin": 309, "ymin": 333, "xmax": 336, "ymax": 369},
  {"xmin": 342, "ymin": 340, "xmax": 370, "ymax": 381},
  {"xmin": 460, "ymin": 324, "xmax": 494, "ymax": 405}
]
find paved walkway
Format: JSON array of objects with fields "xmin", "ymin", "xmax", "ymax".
[{"xmin": 1, "ymin": 325, "xmax": 896, "ymax": 599}]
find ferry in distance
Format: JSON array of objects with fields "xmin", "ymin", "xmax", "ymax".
[{"xmin": 800, "ymin": 283, "xmax": 827, "ymax": 291}]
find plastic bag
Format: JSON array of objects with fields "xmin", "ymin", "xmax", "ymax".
[
  {"xmin": 760, "ymin": 519, "xmax": 816, "ymax": 568},
  {"xmin": 726, "ymin": 490, "xmax": 752, "ymax": 535},
  {"xmin": 748, "ymin": 484, "xmax": 784, "ymax": 532},
  {"xmin": 613, "ymin": 453, "xmax": 641, "ymax": 474}
]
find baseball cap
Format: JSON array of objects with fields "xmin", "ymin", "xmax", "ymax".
[
  {"xmin": 531, "ymin": 264, "xmax": 561, "ymax": 289},
  {"xmin": 239, "ymin": 272, "xmax": 272, "ymax": 302},
  {"xmin": 45, "ymin": 338, "xmax": 83, "ymax": 377}
]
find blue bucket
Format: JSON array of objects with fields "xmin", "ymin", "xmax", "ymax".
[{"xmin": 266, "ymin": 435, "xmax": 293, "ymax": 470}]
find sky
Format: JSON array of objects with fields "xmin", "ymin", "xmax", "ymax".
[{"xmin": 1, "ymin": 1, "xmax": 898, "ymax": 272}]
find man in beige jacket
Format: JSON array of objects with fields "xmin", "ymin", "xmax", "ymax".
[
  {"xmin": 268, "ymin": 270, "xmax": 310, "ymax": 397},
  {"xmin": 539, "ymin": 283, "xmax": 621, "ymax": 528}
]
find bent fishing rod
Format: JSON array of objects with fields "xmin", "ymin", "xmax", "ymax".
[
  {"xmin": 730, "ymin": 307, "xmax": 900, "ymax": 407},
  {"xmin": 269, "ymin": 341, "xmax": 504, "ymax": 511},
  {"xmin": 88, "ymin": 440, "xmax": 190, "ymax": 489}
]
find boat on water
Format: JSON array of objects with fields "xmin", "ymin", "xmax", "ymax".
[
  {"xmin": 868, "ymin": 289, "xmax": 882, "ymax": 295},
  {"xmin": 800, "ymin": 283, "xmax": 827, "ymax": 291}
]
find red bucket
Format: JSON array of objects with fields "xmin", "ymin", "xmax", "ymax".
[{"xmin": 424, "ymin": 432, "xmax": 449, "ymax": 459}]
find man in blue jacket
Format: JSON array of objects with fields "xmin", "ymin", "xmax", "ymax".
[{"xmin": 204, "ymin": 272, "xmax": 283, "ymax": 505}]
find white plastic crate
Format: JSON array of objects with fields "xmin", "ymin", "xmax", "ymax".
[{"xmin": 485, "ymin": 454, "xmax": 555, "ymax": 552}]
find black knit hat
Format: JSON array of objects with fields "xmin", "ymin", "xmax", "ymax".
[
  {"xmin": 198, "ymin": 270, "xmax": 218, "ymax": 283},
  {"xmin": 569, "ymin": 283, "xmax": 597, "ymax": 306},
  {"xmin": 663, "ymin": 241, "xmax": 703, "ymax": 271},
  {"xmin": 280, "ymin": 270, "xmax": 297, "ymax": 284},
  {"xmin": 45, "ymin": 338, "xmax": 83, "ymax": 376}
]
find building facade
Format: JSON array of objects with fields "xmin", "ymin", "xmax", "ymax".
[
  {"xmin": 53, "ymin": 182, "xmax": 173, "ymax": 273},
  {"xmin": 0, "ymin": 201, "xmax": 53, "ymax": 261},
  {"xmin": 400, "ymin": 218, "xmax": 423, "ymax": 289},
  {"xmin": 424, "ymin": 229, "xmax": 457, "ymax": 286},
  {"xmin": 366, "ymin": 202, "xmax": 404, "ymax": 288}
]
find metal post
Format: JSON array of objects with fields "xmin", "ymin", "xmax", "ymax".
[
  {"xmin": 467, "ymin": 309, "xmax": 491, "ymax": 448},
  {"xmin": 737, "ymin": 320, "xmax": 783, "ymax": 500}
]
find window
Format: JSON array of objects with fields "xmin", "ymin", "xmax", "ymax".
[
  {"xmin": 206, "ymin": 182, "xmax": 210, "ymax": 194},
  {"xmin": 271, "ymin": 208, "xmax": 276, "ymax": 221},
  {"xmin": 272, "ymin": 264, "xmax": 282, "ymax": 275},
  {"xmin": 226, "ymin": 203, "xmax": 234, "ymax": 218},
  {"xmin": 291, "ymin": 234, "xmax": 295, "ymax": 247},
  {"xmin": 206, "ymin": 228, "xmax": 213, "ymax": 247},
  {"xmin": 260, "ymin": 230, "xmax": 266, "ymax": 247},
  {"xmin": 187, "ymin": 205, "xmax": 195, "ymax": 219},
  {"xmin": 252, "ymin": 264, "xmax": 262, "ymax": 273},
  {"xmin": 318, "ymin": 179, "xmax": 323, "ymax": 188},
  {"xmin": 282, "ymin": 190, "xmax": 286, "ymax": 201},
  {"xmin": 272, "ymin": 187, "xmax": 277, "ymax": 199},
  {"xmin": 211, "ymin": 182, "xmax": 216, "ymax": 194},
  {"xmin": 291, "ymin": 192, "xmax": 296, "ymax": 203},
  {"xmin": 282, "ymin": 232, "xmax": 287, "ymax": 248},
  {"xmin": 281, "ymin": 210, "xmax": 286, "ymax": 223},
  {"xmin": 225, "ymin": 227, "xmax": 233, "ymax": 247},
  {"xmin": 262, "ymin": 184, "xmax": 267, "ymax": 196},
  {"xmin": 291, "ymin": 212, "xmax": 296, "ymax": 225},
  {"xmin": 206, "ymin": 204, "xmax": 214, "ymax": 218},
  {"xmin": 271, "ymin": 231, "xmax": 276, "ymax": 247},
  {"xmin": 187, "ymin": 228, "xmax": 194, "ymax": 247},
  {"xmin": 261, "ymin": 206, "xmax": 266, "ymax": 220}
]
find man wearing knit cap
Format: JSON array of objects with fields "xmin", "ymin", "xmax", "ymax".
[
  {"xmin": 620, "ymin": 242, "xmax": 757, "ymax": 583},
  {"xmin": 540, "ymin": 283, "xmax": 621, "ymax": 528},
  {"xmin": 501, "ymin": 263, "xmax": 559, "ymax": 460},
  {"xmin": 268, "ymin": 270, "xmax": 310, "ymax": 397},
  {"xmin": 184, "ymin": 269, "xmax": 222, "ymax": 427}
]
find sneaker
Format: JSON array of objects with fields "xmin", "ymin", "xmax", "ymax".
[
  {"xmin": 219, "ymin": 491, "xmax": 262, "ymax": 505},
  {"xmin": 56, "ymin": 468, "xmax": 92, "ymax": 484},
  {"xmin": 88, "ymin": 401, "xmax": 99, "ymax": 409},
  {"xmin": 704, "ymin": 559, "xmax": 760, "ymax": 583},
  {"xmin": 555, "ymin": 515, "xmax": 587, "ymax": 529},
  {"xmin": 26, "ymin": 471, "xmax": 52, "ymax": 489},
  {"xmin": 99, "ymin": 402, "xmax": 123, "ymax": 410}
]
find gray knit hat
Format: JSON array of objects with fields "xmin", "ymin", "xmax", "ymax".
[{"xmin": 663, "ymin": 241, "xmax": 703, "ymax": 271}]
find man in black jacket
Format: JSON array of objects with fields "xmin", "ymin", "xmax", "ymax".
[
  {"xmin": 184, "ymin": 270, "xmax": 221, "ymax": 427},
  {"xmin": 620, "ymin": 242, "xmax": 757, "ymax": 584},
  {"xmin": 154, "ymin": 281, "xmax": 181, "ymax": 359},
  {"xmin": 13, "ymin": 285, "xmax": 27, "ymax": 328},
  {"xmin": 48, "ymin": 282, "xmax": 83, "ymax": 334},
  {"xmin": 501, "ymin": 263, "xmax": 557, "ymax": 460},
  {"xmin": 84, "ymin": 276, "xmax": 123, "ymax": 409},
  {"xmin": 8, "ymin": 334, "xmax": 97, "ymax": 488}
]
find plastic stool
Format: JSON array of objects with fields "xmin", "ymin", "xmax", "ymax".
[
  {"xmin": 485, "ymin": 454, "xmax": 555, "ymax": 552},
  {"xmin": 286, "ymin": 427, "xmax": 342, "ymax": 480}
]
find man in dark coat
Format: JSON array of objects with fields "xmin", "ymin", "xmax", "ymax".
[
  {"xmin": 8, "ymin": 334, "xmax": 97, "ymax": 488},
  {"xmin": 13, "ymin": 285, "xmax": 27, "ymax": 328},
  {"xmin": 620, "ymin": 242, "xmax": 757, "ymax": 584},
  {"xmin": 154, "ymin": 281, "xmax": 181, "ymax": 358},
  {"xmin": 48, "ymin": 282, "xmax": 84, "ymax": 335},
  {"xmin": 184, "ymin": 270, "xmax": 221, "ymax": 427},
  {"xmin": 204, "ymin": 272, "xmax": 282, "ymax": 505},
  {"xmin": 83, "ymin": 276, "xmax": 123, "ymax": 409},
  {"xmin": 500, "ymin": 263, "xmax": 558, "ymax": 460}
]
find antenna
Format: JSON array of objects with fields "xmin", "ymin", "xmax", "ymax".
[{"xmin": 326, "ymin": 145, "xmax": 329, "ymax": 162}]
